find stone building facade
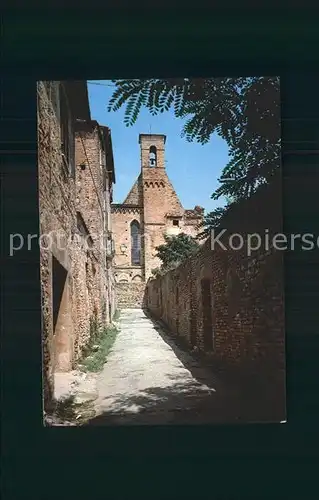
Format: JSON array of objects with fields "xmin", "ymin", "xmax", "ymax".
[
  {"xmin": 37, "ymin": 81, "xmax": 116, "ymax": 409},
  {"xmin": 145, "ymin": 175, "xmax": 286, "ymax": 421},
  {"xmin": 111, "ymin": 134, "xmax": 204, "ymax": 305}
]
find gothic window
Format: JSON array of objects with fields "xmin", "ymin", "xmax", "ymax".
[
  {"xmin": 131, "ymin": 220, "xmax": 141, "ymax": 265},
  {"xmin": 190, "ymin": 283, "xmax": 197, "ymax": 347},
  {"xmin": 149, "ymin": 145, "xmax": 157, "ymax": 167}
]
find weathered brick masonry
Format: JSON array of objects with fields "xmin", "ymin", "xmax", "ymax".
[
  {"xmin": 38, "ymin": 81, "xmax": 116, "ymax": 409},
  {"xmin": 74, "ymin": 120, "xmax": 116, "ymax": 339},
  {"xmin": 116, "ymin": 283, "xmax": 146, "ymax": 309},
  {"xmin": 145, "ymin": 175, "xmax": 285, "ymax": 419}
]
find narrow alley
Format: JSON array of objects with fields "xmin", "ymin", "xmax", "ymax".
[{"xmin": 88, "ymin": 309, "xmax": 244, "ymax": 425}]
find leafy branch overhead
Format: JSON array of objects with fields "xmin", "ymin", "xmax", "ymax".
[{"xmin": 108, "ymin": 77, "xmax": 281, "ymax": 235}]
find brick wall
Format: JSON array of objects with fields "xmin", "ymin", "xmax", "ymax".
[
  {"xmin": 145, "ymin": 175, "xmax": 285, "ymax": 417},
  {"xmin": 38, "ymin": 81, "xmax": 78, "ymax": 406},
  {"xmin": 111, "ymin": 134, "xmax": 204, "ymax": 282}
]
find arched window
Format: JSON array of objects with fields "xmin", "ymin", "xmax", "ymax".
[
  {"xmin": 131, "ymin": 220, "xmax": 141, "ymax": 265},
  {"xmin": 149, "ymin": 146, "xmax": 157, "ymax": 167}
]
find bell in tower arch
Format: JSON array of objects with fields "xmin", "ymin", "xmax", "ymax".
[{"xmin": 149, "ymin": 145, "xmax": 157, "ymax": 167}]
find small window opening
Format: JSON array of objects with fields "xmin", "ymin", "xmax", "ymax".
[{"xmin": 173, "ymin": 219, "xmax": 179, "ymax": 226}]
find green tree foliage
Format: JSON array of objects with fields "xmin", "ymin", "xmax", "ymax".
[
  {"xmin": 151, "ymin": 233, "xmax": 199, "ymax": 277},
  {"xmin": 108, "ymin": 77, "xmax": 280, "ymax": 236}
]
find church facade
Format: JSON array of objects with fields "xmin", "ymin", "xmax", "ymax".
[{"xmin": 111, "ymin": 134, "xmax": 204, "ymax": 283}]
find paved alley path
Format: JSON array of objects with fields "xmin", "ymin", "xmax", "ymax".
[{"xmin": 90, "ymin": 309, "xmax": 244, "ymax": 425}]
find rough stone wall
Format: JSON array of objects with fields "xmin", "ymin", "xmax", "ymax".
[
  {"xmin": 165, "ymin": 214, "xmax": 203, "ymax": 240},
  {"xmin": 38, "ymin": 82, "xmax": 115, "ymax": 409},
  {"xmin": 74, "ymin": 124, "xmax": 117, "ymax": 331},
  {"xmin": 111, "ymin": 133, "xmax": 204, "ymax": 284},
  {"xmin": 107, "ymin": 260, "xmax": 117, "ymax": 320},
  {"xmin": 111, "ymin": 206, "xmax": 142, "ymax": 267},
  {"xmin": 38, "ymin": 81, "xmax": 77, "ymax": 405},
  {"xmin": 116, "ymin": 282, "xmax": 146, "ymax": 308},
  {"xmin": 145, "ymin": 176, "xmax": 285, "ymax": 417}
]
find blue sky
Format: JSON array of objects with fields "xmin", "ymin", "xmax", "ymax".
[{"xmin": 87, "ymin": 80, "xmax": 230, "ymax": 213}]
